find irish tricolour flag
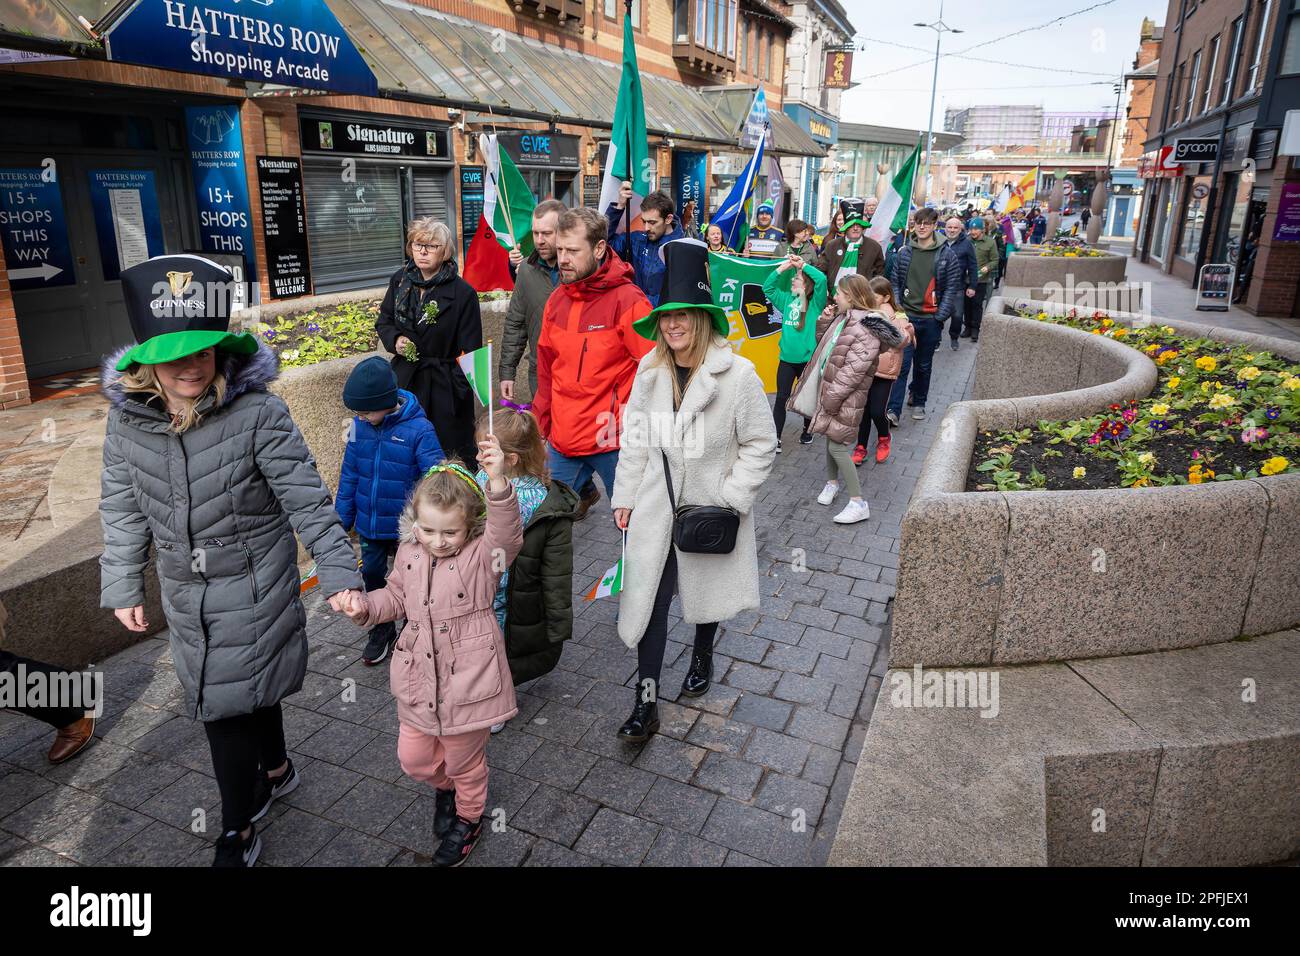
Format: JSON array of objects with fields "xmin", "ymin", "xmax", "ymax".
[
  {"xmin": 867, "ymin": 143, "xmax": 922, "ymax": 246},
  {"xmin": 596, "ymin": 6, "xmax": 654, "ymax": 236},
  {"xmin": 585, "ymin": 556, "xmax": 624, "ymax": 601},
  {"xmin": 457, "ymin": 343, "xmax": 492, "ymax": 407},
  {"xmin": 463, "ymin": 134, "xmax": 536, "ymax": 293}
]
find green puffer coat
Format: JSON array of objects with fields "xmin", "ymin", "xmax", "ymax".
[
  {"xmin": 99, "ymin": 343, "xmax": 363, "ymax": 721},
  {"xmin": 503, "ymin": 479, "xmax": 579, "ymax": 684}
]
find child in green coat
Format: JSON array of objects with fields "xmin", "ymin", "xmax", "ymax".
[{"xmin": 763, "ymin": 254, "xmax": 828, "ymax": 451}]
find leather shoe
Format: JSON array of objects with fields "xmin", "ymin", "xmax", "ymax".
[
  {"xmin": 680, "ymin": 649, "xmax": 713, "ymax": 698},
  {"xmin": 48, "ymin": 715, "xmax": 95, "ymax": 765},
  {"xmin": 617, "ymin": 699, "xmax": 659, "ymax": 742}
]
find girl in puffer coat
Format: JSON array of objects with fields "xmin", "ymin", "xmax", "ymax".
[
  {"xmin": 806, "ymin": 274, "xmax": 905, "ymax": 525},
  {"xmin": 346, "ymin": 435, "xmax": 523, "ymax": 867},
  {"xmin": 100, "ymin": 255, "xmax": 364, "ymax": 870}
]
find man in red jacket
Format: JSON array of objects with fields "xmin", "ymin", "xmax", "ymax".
[{"xmin": 534, "ymin": 207, "xmax": 654, "ymax": 512}]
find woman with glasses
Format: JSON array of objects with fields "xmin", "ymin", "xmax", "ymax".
[{"xmin": 377, "ymin": 218, "xmax": 484, "ymax": 466}]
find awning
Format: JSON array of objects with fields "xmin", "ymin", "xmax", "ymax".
[
  {"xmin": 696, "ymin": 85, "xmax": 826, "ymax": 158},
  {"xmin": 324, "ymin": 0, "xmax": 736, "ymax": 146}
]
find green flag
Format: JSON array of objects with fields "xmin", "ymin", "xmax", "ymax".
[
  {"xmin": 597, "ymin": 9, "xmax": 654, "ymax": 216},
  {"xmin": 457, "ymin": 344, "xmax": 492, "ymax": 407}
]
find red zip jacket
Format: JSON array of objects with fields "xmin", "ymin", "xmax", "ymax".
[{"xmin": 534, "ymin": 252, "xmax": 654, "ymax": 458}]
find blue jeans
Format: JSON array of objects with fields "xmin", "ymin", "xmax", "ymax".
[
  {"xmin": 888, "ymin": 316, "xmax": 943, "ymax": 414},
  {"xmin": 547, "ymin": 446, "xmax": 619, "ymax": 498},
  {"xmin": 359, "ymin": 536, "xmax": 398, "ymax": 641}
]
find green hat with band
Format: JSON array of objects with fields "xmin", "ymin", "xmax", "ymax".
[
  {"xmin": 633, "ymin": 239, "xmax": 730, "ymax": 340},
  {"xmin": 114, "ymin": 254, "xmax": 259, "ymax": 371},
  {"xmin": 840, "ymin": 197, "xmax": 870, "ymax": 230}
]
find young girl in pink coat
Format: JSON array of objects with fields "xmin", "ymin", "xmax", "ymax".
[{"xmin": 347, "ymin": 433, "xmax": 522, "ymax": 867}]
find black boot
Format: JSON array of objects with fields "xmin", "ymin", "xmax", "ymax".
[
  {"xmin": 434, "ymin": 788, "xmax": 457, "ymax": 839},
  {"xmin": 679, "ymin": 648, "xmax": 713, "ymax": 698},
  {"xmin": 617, "ymin": 697, "xmax": 660, "ymax": 743}
]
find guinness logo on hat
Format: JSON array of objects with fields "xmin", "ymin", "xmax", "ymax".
[{"xmin": 166, "ymin": 270, "xmax": 194, "ymax": 298}]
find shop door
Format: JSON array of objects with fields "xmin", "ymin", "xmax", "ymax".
[
  {"xmin": 1112, "ymin": 197, "xmax": 1131, "ymax": 236},
  {"xmin": 10, "ymin": 153, "xmax": 182, "ymax": 378},
  {"xmin": 303, "ymin": 159, "xmax": 405, "ymax": 293}
]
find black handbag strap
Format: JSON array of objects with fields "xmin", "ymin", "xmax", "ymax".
[{"xmin": 661, "ymin": 450, "xmax": 678, "ymax": 512}]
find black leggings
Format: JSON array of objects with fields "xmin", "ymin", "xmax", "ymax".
[
  {"xmin": 772, "ymin": 359, "xmax": 811, "ymax": 438},
  {"xmin": 856, "ymin": 376, "xmax": 894, "ymax": 447},
  {"xmin": 637, "ymin": 549, "xmax": 718, "ymax": 700},
  {"xmin": 204, "ymin": 704, "xmax": 287, "ymax": 833},
  {"xmin": 0, "ymin": 651, "xmax": 86, "ymax": 730}
]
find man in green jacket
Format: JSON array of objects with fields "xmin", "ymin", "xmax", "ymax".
[
  {"xmin": 961, "ymin": 217, "xmax": 1000, "ymax": 343},
  {"xmin": 763, "ymin": 254, "xmax": 827, "ymax": 451}
]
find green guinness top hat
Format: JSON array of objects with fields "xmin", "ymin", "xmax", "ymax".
[
  {"xmin": 633, "ymin": 239, "xmax": 730, "ymax": 340},
  {"xmin": 114, "ymin": 254, "xmax": 258, "ymax": 371}
]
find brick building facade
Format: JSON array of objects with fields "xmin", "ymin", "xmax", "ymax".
[
  {"xmin": 0, "ymin": 0, "xmax": 813, "ymax": 408},
  {"xmin": 1138, "ymin": 0, "xmax": 1300, "ymax": 317}
]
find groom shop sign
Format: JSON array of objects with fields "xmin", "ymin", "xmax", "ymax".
[{"xmin": 105, "ymin": 0, "xmax": 378, "ymax": 96}]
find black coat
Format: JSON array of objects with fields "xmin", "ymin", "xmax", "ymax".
[
  {"xmin": 376, "ymin": 262, "xmax": 483, "ymax": 464},
  {"xmin": 503, "ymin": 480, "xmax": 579, "ymax": 684}
]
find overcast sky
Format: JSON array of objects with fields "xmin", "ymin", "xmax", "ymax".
[{"xmin": 837, "ymin": 0, "xmax": 1169, "ymax": 132}]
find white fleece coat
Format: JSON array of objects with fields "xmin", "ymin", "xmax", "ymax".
[{"xmin": 611, "ymin": 342, "xmax": 777, "ymax": 649}]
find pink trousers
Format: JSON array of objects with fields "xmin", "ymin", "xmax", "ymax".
[{"xmin": 397, "ymin": 723, "xmax": 491, "ymax": 821}]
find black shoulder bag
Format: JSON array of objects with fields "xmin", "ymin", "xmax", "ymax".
[{"xmin": 661, "ymin": 450, "xmax": 739, "ymax": 555}]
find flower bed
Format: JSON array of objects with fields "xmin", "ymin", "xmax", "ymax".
[
  {"xmin": 967, "ymin": 308, "xmax": 1297, "ymax": 491},
  {"xmin": 1035, "ymin": 237, "xmax": 1104, "ymax": 257},
  {"xmin": 256, "ymin": 291, "xmax": 510, "ymax": 369}
]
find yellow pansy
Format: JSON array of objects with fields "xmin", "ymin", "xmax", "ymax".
[
  {"xmin": 1261, "ymin": 457, "xmax": 1289, "ymax": 476},
  {"xmin": 1112, "ymin": 327, "xmax": 1128, "ymax": 338},
  {"xmin": 1195, "ymin": 356, "xmax": 1217, "ymax": 372},
  {"xmin": 1072, "ymin": 467, "xmax": 1087, "ymax": 479},
  {"xmin": 1283, "ymin": 377, "xmax": 1300, "ymax": 391},
  {"xmin": 1166, "ymin": 376, "xmax": 1181, "ymax": 389},
  {"xmin": 1162, "ymin": 326, "xmax": 1176, "ymax": 334},
  {"xmin": 1100, "ymin": 318, "xmax": 1114, "ymax": 328},
  {"xmin": 1208, "ymin": 393, "xmax": 1236, "ymax": 409},
  {"xmin": 1237, "ymin": 366, "xmax": 1261, "ymax": 381},
  {"xmin": 1151, "ymin": 403, "xmax": 1170, "ymax": 415},
  {"xmin": 1138, "ymin": 452, "xmax": 1156, "ymax": 466}
]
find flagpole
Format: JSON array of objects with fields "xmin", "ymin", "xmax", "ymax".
[
  {"xmin": 487, "ymin": 340, "xmax": 494, "ymax": 435},
  {"xmin": 621, "ymin": 0, "xmax": 634, "ymax": 252}
]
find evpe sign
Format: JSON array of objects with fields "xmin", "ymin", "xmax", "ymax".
[{"xmin": 105, "ymin": 0, "xmax": 378, "ymax": 96}]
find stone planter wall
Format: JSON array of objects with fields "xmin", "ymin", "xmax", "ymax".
[
  {"xmin": 891, "ymin": 297, "xmax": 1300, "ymax": 668},
  {"xmin": 1002, "ymin": 250, "xmax": 1141, "ymax": 311}
]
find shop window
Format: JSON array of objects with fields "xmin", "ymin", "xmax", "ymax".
[
  {"xmin": 1186, "ymin": 49, "xmax": 1201, "ymax": 118},
  {"xmin": 604, "ymin": 0, "xmax": 641, "ymax": 27},
  {"xmin": 1177, "ymin": 175, "xmax": 1212, "ymax": 261}
]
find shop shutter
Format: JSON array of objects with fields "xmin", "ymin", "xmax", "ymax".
[
  {"xmin": 302, "ymin": 159, "xmax": 405, "ymax": 293},
  {"xmin": 411, "ymin": 167, "xmax": 453, "ymax": 240}
]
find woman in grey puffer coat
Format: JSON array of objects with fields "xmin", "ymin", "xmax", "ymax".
[{"xmin": 99, "ymin": 255, "xmax": 363, "ymax": 867}]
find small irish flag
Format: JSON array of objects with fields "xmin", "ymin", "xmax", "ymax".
[
  {"xmin": 866, "ymin": 142, "xmax": 922, "ymax": 246},
  {"xmin": 457, "ymin": 342, "xmax": 492, "ymax": 407},
  {"xmin": 585, "ymin": 556, "xmax": 624, "ymax": 601}
]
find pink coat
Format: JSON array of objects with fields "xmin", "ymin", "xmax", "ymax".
[
  {"xmin": 363, "ymin": 484, "xmax": 523, "ymax": 736},
  {"xmin": 872, "ymin": 305, "xmax": 914, "ymax": 381}
]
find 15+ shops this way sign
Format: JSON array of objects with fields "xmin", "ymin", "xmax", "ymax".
[{"xmin": 105, "ymin": 0, "xmax": 378, "ymax": 96}]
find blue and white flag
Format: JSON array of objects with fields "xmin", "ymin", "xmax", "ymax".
[{"xmin": 711, "ymin": 127, "xmax": 766, "ymax": 252}]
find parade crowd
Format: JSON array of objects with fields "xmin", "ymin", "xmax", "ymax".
[{"xmin": 5, "ymin": 184, "xmax": 1024, "ymax": 868}]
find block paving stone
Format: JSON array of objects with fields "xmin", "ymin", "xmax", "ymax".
[{"xmin": 0, "ymin": 342, "xmax": 981, "ymax": 865}]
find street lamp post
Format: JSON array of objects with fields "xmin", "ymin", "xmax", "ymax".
[{"xmin": 915, "ymin": 1, "xmax": 962, "ymax": 204}]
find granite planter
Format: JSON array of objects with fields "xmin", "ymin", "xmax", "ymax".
[{"xmin": 892, "ymin": 297, "xmax": 1300, "ymax": 668}]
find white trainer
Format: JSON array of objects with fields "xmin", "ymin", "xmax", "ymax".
[
  {"xmin": 833, "ymin": 499, "xmax": 871, "ymax": 524},
  {"xmin": 816, "ymin": 482, "xmax": 840, "ymax": 506}
]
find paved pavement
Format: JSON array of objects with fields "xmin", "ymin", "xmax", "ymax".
[{"xmin": 0, "ymin": 341, "xmax": 981, "ymax": 867}]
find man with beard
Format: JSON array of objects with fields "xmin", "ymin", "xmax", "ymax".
[{"xmin": 533, "ymin": 207, "xmax": 654, "ymax": 508}]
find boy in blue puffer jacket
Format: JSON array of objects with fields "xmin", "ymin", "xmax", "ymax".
[{"xmin": 337, "ymin": 357, "xmax": 444, "ymax": 664}]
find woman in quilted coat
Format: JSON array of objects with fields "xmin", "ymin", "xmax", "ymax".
[
  {"xmin": 804, "ymin": 274, "xmax": 904, "ymax": 525},
  {"xmin": 99, "ymin": 255, "xmax": 364, "ymax": 868}
]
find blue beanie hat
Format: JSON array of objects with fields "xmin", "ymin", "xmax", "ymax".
[
  {"xmin": 343, "ymin": 356, "xmax": 399, "ymax": 412},
  {"xmin": 967, "ymin": 217, "xmax": 984, "ymax": 230}
]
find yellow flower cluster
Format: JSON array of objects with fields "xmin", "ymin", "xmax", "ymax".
[
  {"xmin": 1138, "ymin": 452, "xmax": 1156, "ymax": 466},
  {"xmin": 1150, "ymin": 403, "xmax": 1170, "ymax": 416},
  {"xmin": 1112, "ymin": 327, "xmax": 1129, "ymax": 338},
  {"xmin": 1237, "ymin": 366, "xmax": 1261, "ymax": 381},
  {"xmin": 1072, "ymin": 466, "xmax": 1087, "ymax": 479},
  {"xmin": 1208, "ymin": 392, "xmax": 1236, "ymax": 409},
  {"xmin": 1195, "ymin": 356, "xmax": 1217, "ymax": 372},
  {"xmin": 1188, "ymin": 463, "xmax": 1215, "ymax": 484},
  {"xmin": 1261, "ymin": 456, "xmax": 1289, "ymax": 476},
  {"xmin": 1283, "ymin": 376, "xmax": 1300, "ymax": 391},
  {"xmin": 1166, "ymin": 376, "xmax": 1181, "ymax": 389}
]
